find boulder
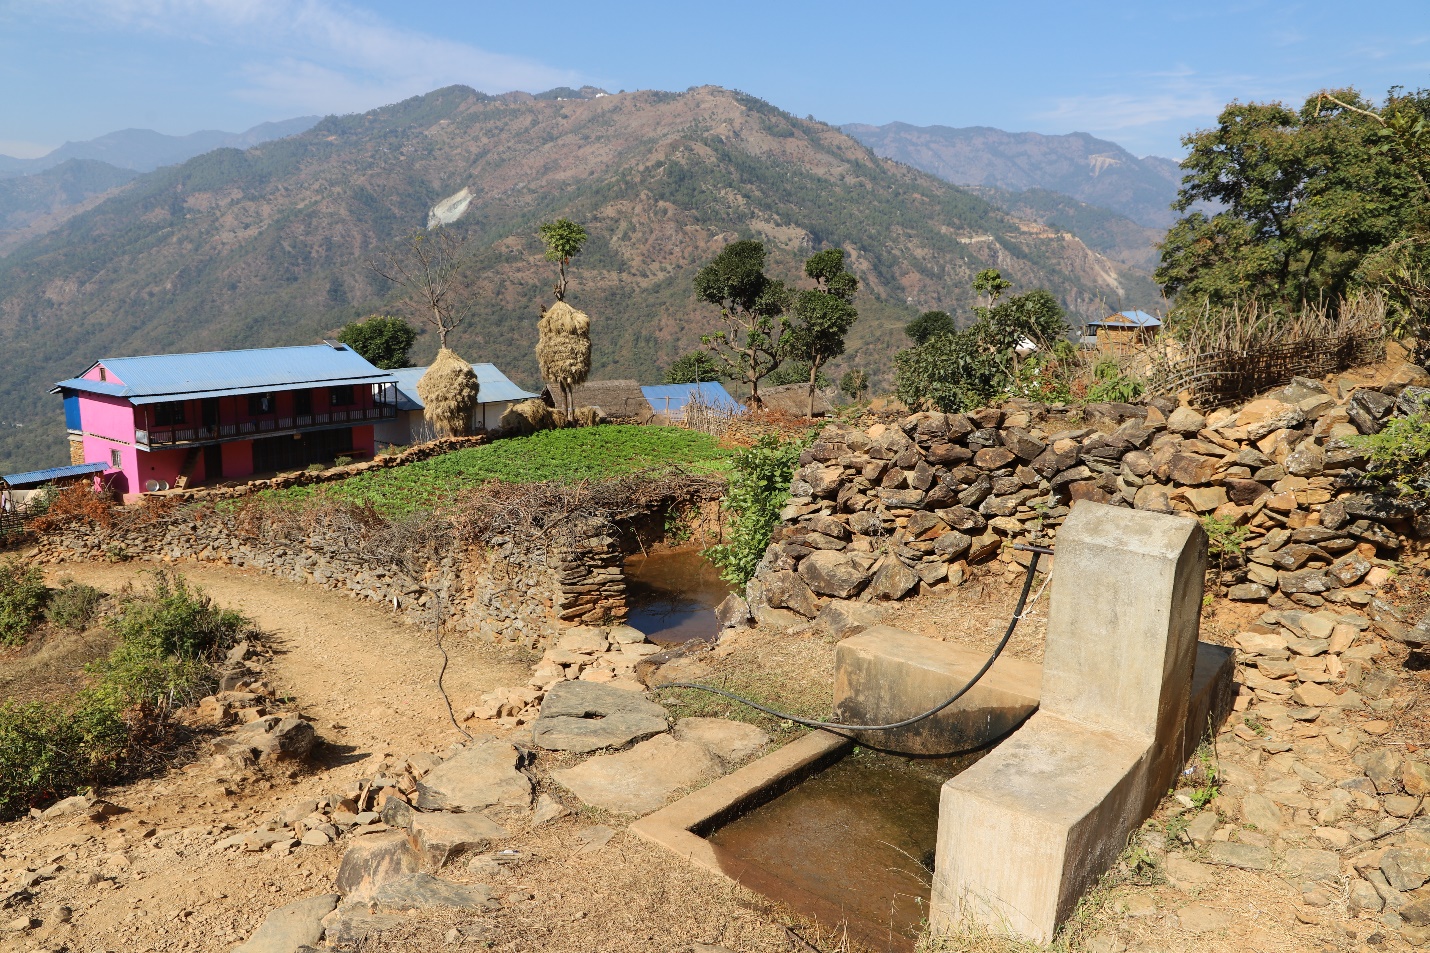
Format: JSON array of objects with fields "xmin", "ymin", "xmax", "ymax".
[
  {"xmin": 714, "ymin": 594, "xmax": 752, "ymax": 629},
  {"xmin": 867, "ymin": 560, "xmax": 919, "ymax": 600},
  {"xmin": 335, "ymin": 833, "xmax": 421, "ymax": 902},
  {"xmin": 813, "ymin": 600, "xmax": 882, "ymax": 639},
  {"xmin": 762, "ymin": 571, "xmax": 821, "ymax": 618},
  {"xmin": 798, "ymin": 551, "xmax": 873, "ymax": 598},
  {"xmin": 408, "ymin": 812, "xmax": 507, "ymax": 868}
]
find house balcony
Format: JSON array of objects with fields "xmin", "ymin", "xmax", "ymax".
[{"xmin": 136, "ymin": 405, "xmax": 397, "ymax": 449}]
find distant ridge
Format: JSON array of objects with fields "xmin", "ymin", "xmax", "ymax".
[
  {"xmin": 0, "ymin": 116, "xmax": 322, "ymax": 178},
  {"xmin": 842, "ymin": 122, "xmax": 1183, "ymax": 229}
]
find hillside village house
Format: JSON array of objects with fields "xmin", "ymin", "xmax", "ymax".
[
  {"xmin": 1084, "ymin": 309, "xmax": 1162, "ymax": 354},
  {"xmin": 374, "ymin": 364, "xmax": 539, "ymax": 448},
  {"xmin": 52, "ymin": 343, "xmax": 399, "ymax": 498}
]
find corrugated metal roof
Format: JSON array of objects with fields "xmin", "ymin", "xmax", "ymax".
[
  {"xmin": 390, "ymin": 363, "xmax": 537, "ymax": 411},
  {"xmin": 1088, "ymin": 310, "xmax": 1162, "ymax": 328},
  {"xmin": 51, "ymin": 344, "xmax": 395, "ymax": 400},
  {"xmin": 641, "ymin": 382, "xmax": 743, "ymax": 417},
  {"xmin": 3, "ymin": 461, "xmax": 110, "ymax": 487},
  {"xmin": 127, "ymin": 375, "xmax": 392, "ymax": 404}
]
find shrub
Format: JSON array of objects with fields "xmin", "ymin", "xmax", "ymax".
[
  {"xmin": 306, "ymin": 462, "xmax": 328, "ymax": 473},
  {"xmin": 0, "ymin": 558, "xmax": 48, "ymax": 646},
  {"xmin": 1084, "ymin": 358, "xmax": 1146, "ymax": 403},
  {"xmin": 333, "ymin": 455, "xmax": 353, "ymax": 467},
  {"xmin": 706, "ymin": 433, "xmax": 812, "ymax": 587},
  {"xmin": 1353, "ymin": 413, "xmax": 1430, "ymax": 498},
  {"xmin": 0, "ymin": 571, "xmax": 250, "ymax": 820},
  {"xmin": 45, "ymin": 578, "xmax": 102, "ymax": 632}
]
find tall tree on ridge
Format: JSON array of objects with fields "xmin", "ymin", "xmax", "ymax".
[
  {"xmin": 536, "ymin": 219, "xmax": 592, "ymax": 421},
  {"xmin": 695, "ymin": 240, "xmax": 791, "ymax": 409},
  {"xmin": 787, "ymin": 248, "xmax": 859, "ymax": 417}
]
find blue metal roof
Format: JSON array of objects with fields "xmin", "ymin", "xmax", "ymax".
[
  {"xmin": 52, "ymin": 344, "xmax": 395, "ymax": 401},
  {"xmin": 390, "ymin": 363, "xmax": 538, "ymax": 411},
  {"xmin": 1088, "ymin": 310, "xmax": 1162, "ymax": 329},
  {"xmin": 3, "ymin": 461, "xmax": 110, "ymax": 487},
  {"xmin": 641, "ymin": 382, "xmax": 743, "ymax": 417}
]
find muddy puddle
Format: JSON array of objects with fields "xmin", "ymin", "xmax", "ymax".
[
  {"xmin": 707, "ymin": 749, "xmax": 981, "ymax": 951},
  {"xmin": 623, "ymin": 545, "xmax": 731, "ymax": 646}
]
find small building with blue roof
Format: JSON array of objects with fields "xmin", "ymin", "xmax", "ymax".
[{"xmin": 1084, "ymin": 310, "xmax": 1162, "ymax": 354}]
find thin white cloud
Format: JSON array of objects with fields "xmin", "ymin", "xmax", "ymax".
[{"xmin": 25, "ymin": 0, "xmax": 578, "ymax": 114}]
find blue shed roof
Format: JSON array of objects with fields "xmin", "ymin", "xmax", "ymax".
[
  {"xmin": 641, "ymin": 382, "xmax": 743, "ymax": 417},
  {"xmin": 3, "ymin": 461, "xmax": 110, "ymax": 487},
  {"xmin": 52, "ymin": 344, "xmax": 396, "ymax": 402},
  {"xmin": 390, "ymin": 363, "xmax": 537, "ymax": 411},
  {"xmin": 1088, "ymin": 310, "xmax": 1162, "ymax": 329}
]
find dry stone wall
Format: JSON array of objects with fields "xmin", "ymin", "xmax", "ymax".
[{"xmin": 745, "ymin": 371, "xmax": 1430, "ymax": 629}]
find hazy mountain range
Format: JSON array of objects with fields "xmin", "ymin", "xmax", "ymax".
[{"xmin": 0, "ymin": 85, "xmax": 1162, "ymax": 472}]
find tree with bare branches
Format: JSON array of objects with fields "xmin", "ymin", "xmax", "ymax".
[{"xmin": 370, "ymin": 226, "xmax": 471, "ymax": 349}]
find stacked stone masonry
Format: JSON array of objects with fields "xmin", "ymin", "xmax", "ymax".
[{"xmin": 747, "ymin": 371, "xmax": 1430, "ymax": 625}]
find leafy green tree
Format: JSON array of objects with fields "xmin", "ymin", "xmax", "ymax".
[
  {"xmin": 894, "ymin": 278, "xmax": 1069, "ymax": 412},
  {"xmin": 539, "ymin": 218, "xmax": 589, "ymax": 301},
  {"xmin": 905, "ymin": 310, "xmax": 957, "ymax": 344},
  {"xmin": 694, "ymin": 240, "xmax": 792, "ymax": 408},
  {"xmin": 840, "ymin": 368, "xmax": 870, "ymax": 401},
  {"xmin": 662, "ymin": 351, "xmax": 724, "ymax": 384},
  {"xmin": 337, "ymin": 314, "xmax": 417, "ymax": 369},
  {"xmin": 973, "ymin": 268, "xmax": 1012, "ymax": 305},
  {"xmin": 785, "ymin": 248, "xmax": 859, "ymax": 415},
  {"xmin": 1156, "ymin": 88, "xmax": 1429, "ymax": 314}
]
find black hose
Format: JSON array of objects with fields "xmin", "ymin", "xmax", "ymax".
[{"xmin": 655, "ymin": 549, "xmax": 1045, "ymax": 733}]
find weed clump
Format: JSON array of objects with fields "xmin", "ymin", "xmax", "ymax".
[
  {"xmin": 705, "ymin": 433, "xmax": 812, "ymax": 587},
  {"xmin": 0, "ymin": 570, "xmax": 250, "ymax": 820},
  {"xmin": 45, "ymin": 577, "xmax": 102, "ymax": 632},
  {"xmin": 0, "ymin": 558, "xmax": 48, "ymax": 647}
]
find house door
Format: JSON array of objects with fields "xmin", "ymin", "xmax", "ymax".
[{"xmin": 204, "ymin": 444, "xmax": 223, "ymax": 482}]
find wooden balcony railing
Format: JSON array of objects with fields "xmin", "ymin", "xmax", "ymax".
[{"xmin": 138, "ymin": 404, "xmax": 396, "ymax": 448}]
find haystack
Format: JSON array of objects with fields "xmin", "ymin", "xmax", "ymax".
[
  {"xmin": 573, "ymin": 406, "xmax": 601, "ymax": 428},
  {"xmin": 500, "ymin": 398, "xmax": 556, "ymax": 436},
  {"xmin": 416, "ymin": 348, "xmax": 480, "ymax": 437},
  {"xmin": 537, "ymin": 301, "xmax": 592, "ymax": 421}
]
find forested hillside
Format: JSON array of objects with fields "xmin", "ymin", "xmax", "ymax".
[{"xmin": 0, "ymin": 85, "xmax": 1156, "ymax": 471}]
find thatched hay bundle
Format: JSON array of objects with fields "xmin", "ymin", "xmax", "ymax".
[
  {"xmin": 573, "ymin": 406, "xmax": 601, "ymax": 428},
  {"xmin": 537, "ymin": 301, "xmax": 593, "ymax": 419},
  {"xmin": 499, "ymin": 398, "xmax": 555, "ymax": 436},
  {"xmin": 417, "ymin": 349, "xmax": 480, "ymax": 438}
]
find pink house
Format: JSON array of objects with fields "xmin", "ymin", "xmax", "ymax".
[{"xmin": 53, "ymin": 342, "xmax": 398, "ymax": 499}]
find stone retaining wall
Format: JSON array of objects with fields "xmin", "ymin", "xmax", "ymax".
[{"xmin": 745, "ymin": 370, "xmax": 1430, "ymax": 628}]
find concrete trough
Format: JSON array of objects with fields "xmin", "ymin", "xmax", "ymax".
[{"xmin": 633, "ymin": 503, "xmax": 1234, "ymax": 948}]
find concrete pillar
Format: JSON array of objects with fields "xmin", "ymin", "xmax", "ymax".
[{"xmin": 930, "ymin": 502, "xmax": 1206, "ymax": 943}]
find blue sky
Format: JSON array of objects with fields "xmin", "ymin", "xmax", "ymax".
[{"xmin": 3, "ymin": 0, "xmax": 1428, "ymax": 160}]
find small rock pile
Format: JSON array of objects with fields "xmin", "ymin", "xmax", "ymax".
[
  {"xmin": 466, "ymin": 623, "xmax": 662, "ymax": 727},
  {"xmin": 744, "ymin": 370, "xmax": 1430, "ymax": 625}
]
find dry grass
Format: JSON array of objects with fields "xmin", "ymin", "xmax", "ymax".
[{"xmin": 417, "ymin": 348, "xmax": 481, "ymax": 437}]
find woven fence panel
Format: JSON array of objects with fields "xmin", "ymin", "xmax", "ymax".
[{"xmin": 1150, "ymin": 331, "xmax": 1386, "ymax": 410}]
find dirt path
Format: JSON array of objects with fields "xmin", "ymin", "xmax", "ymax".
[
  {"xmin": 46, "ymin": 560, "xmax": 531, "ymax": 760},
  {"xmin": 0, "ymin": 560, "xmax": 533, "ymax": 953}
]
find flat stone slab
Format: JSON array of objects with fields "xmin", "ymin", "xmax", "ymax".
[
  {"xmin": 672, "ymin": 717, "xmax": 770, "ymax": 765},
  {"xmin": 370, "ymin": 873, "xmax": 499, "ymax": 912},
  {"xmin": 1204, "ymin": 841, "xmax": 1273, "ymax": 870},
  {"xmin": 408, "ymin": 811, "xmax": 507, "ymax": 867},
  {"xmin": 530, "ymin": 681, "xmax": 669, "ymax": 753},
  {"xmin": 232, "ymin": 893, "xmax": 338, "ymax": 953},
  {"xmin": 335, "ymin": 832, "xmax": 420, "ymax": 902},
  {"xmin": 414, "ymin": 741, "xmax": 532, "ymax": 811},
  {"xmin": 552, "ymin": 733, "xmax": 722, "ymax": 815},
  {"xmin": 320, "ymin": 905, "xmax": 406, "ymax": 947}
]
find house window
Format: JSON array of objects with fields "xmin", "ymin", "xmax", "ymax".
[
  {"xmin": 329, "ymin": 385, "xmax": 354, "ymax": 407},
  {"xmin": 248, "ymin": 392, "xmax": 274, "ymax": 415},
  {"xmin": 154, "ymin": 401, "xmax": 186, "ymax": 425},
  {"xmin": 293, "ymin": 390, "xmax": 312, "ymax": 416},
  {"xmin": 110, "ymin": 449, "xmax": 122, "ymax": 468},
  {"xmin": 98, "ymin": 367, "xmax": 107, "ymax": 382}
]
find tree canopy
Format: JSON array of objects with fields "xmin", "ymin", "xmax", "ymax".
[
  {"xmin": 662, "ymin": 350, "xmax": 724, "ymax": 384},
  {"xmin": 894, "ymin": 272, "xmax": 1069, "ymax": 412},
  {"xmin": 1156, "ymin": 87, "xmax": 1430, "ymax": 326},
  {"xmin": 337, "ymin": 314, "xmax": 417, "ymax": 369},
  {"xmin": 539, "ymin": 218, "xmax": 589, "ymax": 301},
  {"xmin": 904, "ymin": 309, "xmax": 957, "ymax": 345},
  {"xmin": 785, "ymin": 248, "xmax": 859, "ymax": 414},
  {"xmin": 695, "ymin": 239, "xmax": 792, "ymax": 407}
]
